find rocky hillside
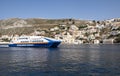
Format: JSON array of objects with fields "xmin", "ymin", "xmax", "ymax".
[
  {"xmin": 0, "ymin": 18, "xmax": 120, "ymax": 43},
  {"xmin": 0, "ymin": 18, "xmax": 91, "ymax": 35}
]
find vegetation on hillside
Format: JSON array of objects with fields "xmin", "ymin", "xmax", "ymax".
[{"xmin": 0, "ymin": 18, "xmax": 88, "ymax": 35}]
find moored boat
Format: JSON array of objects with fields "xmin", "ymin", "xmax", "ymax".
[{"xmin": 8, "ymin": 36, "xmax": 61, "ymax": 48}]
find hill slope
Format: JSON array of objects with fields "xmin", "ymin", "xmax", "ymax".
[{"xmin": 0, "ymin": 18, "xmax": 89, "ymax": 35}]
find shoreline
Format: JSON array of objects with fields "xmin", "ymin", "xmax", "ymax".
[
  {"xmin": 0, "ymin": 42, "xmax": 120, "ymax": 45},
  {"xmin": 61, "ymin": 42, "xmax": 120, "ymax": 45}
]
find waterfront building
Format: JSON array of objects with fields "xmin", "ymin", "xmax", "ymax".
[
  {"xmin": 94, "ymin": 40, "xmax": 100, "ymax": 44},
  {"xmin": 103, "ymin": 39, "xmax": 114, "ymax": 44}
]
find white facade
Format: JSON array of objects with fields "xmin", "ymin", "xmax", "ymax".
[{"xmin": 94, "ymin": 40, "xmax": 100, "ymax": 44}]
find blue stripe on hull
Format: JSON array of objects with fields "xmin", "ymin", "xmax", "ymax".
[
  {"xmin": 9, "ymin": 44, "xmax": 50, "ymax": 47},
  {"xmin": 44, "ymin": 38, "xmax": 61, "ymax": 47},
  {"xmin": 49, "ymin": 42, "xmax": 61, "ymax": 48}
]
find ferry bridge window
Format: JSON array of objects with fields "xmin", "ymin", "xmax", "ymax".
[
  {"xmin": 32, "ymin": 40, "xmax": 43, "ymax": 42},
  {"xmin": 21, "ymin": 41, "xmax": 29, "ymax": 42}
]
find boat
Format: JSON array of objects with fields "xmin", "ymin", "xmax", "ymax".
[{"xmin": 8, "ymin": 36, "xmax": 61, "ymax": 47}]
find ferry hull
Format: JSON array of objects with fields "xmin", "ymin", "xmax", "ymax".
[{"xmin": 8, "ymin": 41, "xmax": 61, "ymax": 48}]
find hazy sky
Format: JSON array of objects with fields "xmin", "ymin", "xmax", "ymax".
[{"xmin": 0, "ymin": 0, "xmax": 120, "ymax": 20}]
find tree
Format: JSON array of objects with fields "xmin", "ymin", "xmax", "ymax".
[
  {"xmin": 97, "ymin": 21, "xmax": 100, "ymax": 24},
  {"xmin": 92, "ymin": 20, "xmax": 96, "ymax": 23},
  {"xmin": 114, "ymin": 36, "xmax": 120, "ymax": 43}
]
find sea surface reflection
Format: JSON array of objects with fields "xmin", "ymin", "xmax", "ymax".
[{"xmin": 0, "ymin": 44, "xmax": 120, "ymax": 76}]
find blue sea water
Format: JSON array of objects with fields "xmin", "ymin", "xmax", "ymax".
[{"xmin": 0, "ymin": 44, "xmax": 120, "ymax": 76}]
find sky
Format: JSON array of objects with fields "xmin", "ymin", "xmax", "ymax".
[{"xmin": 0, "ymin": 0, "xmax": 120, "ymax": 20}]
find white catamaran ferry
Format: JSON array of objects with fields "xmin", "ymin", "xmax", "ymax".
[{"xmin": 8, "ymin": 36, "xmax": 61, "ymax": 47}]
